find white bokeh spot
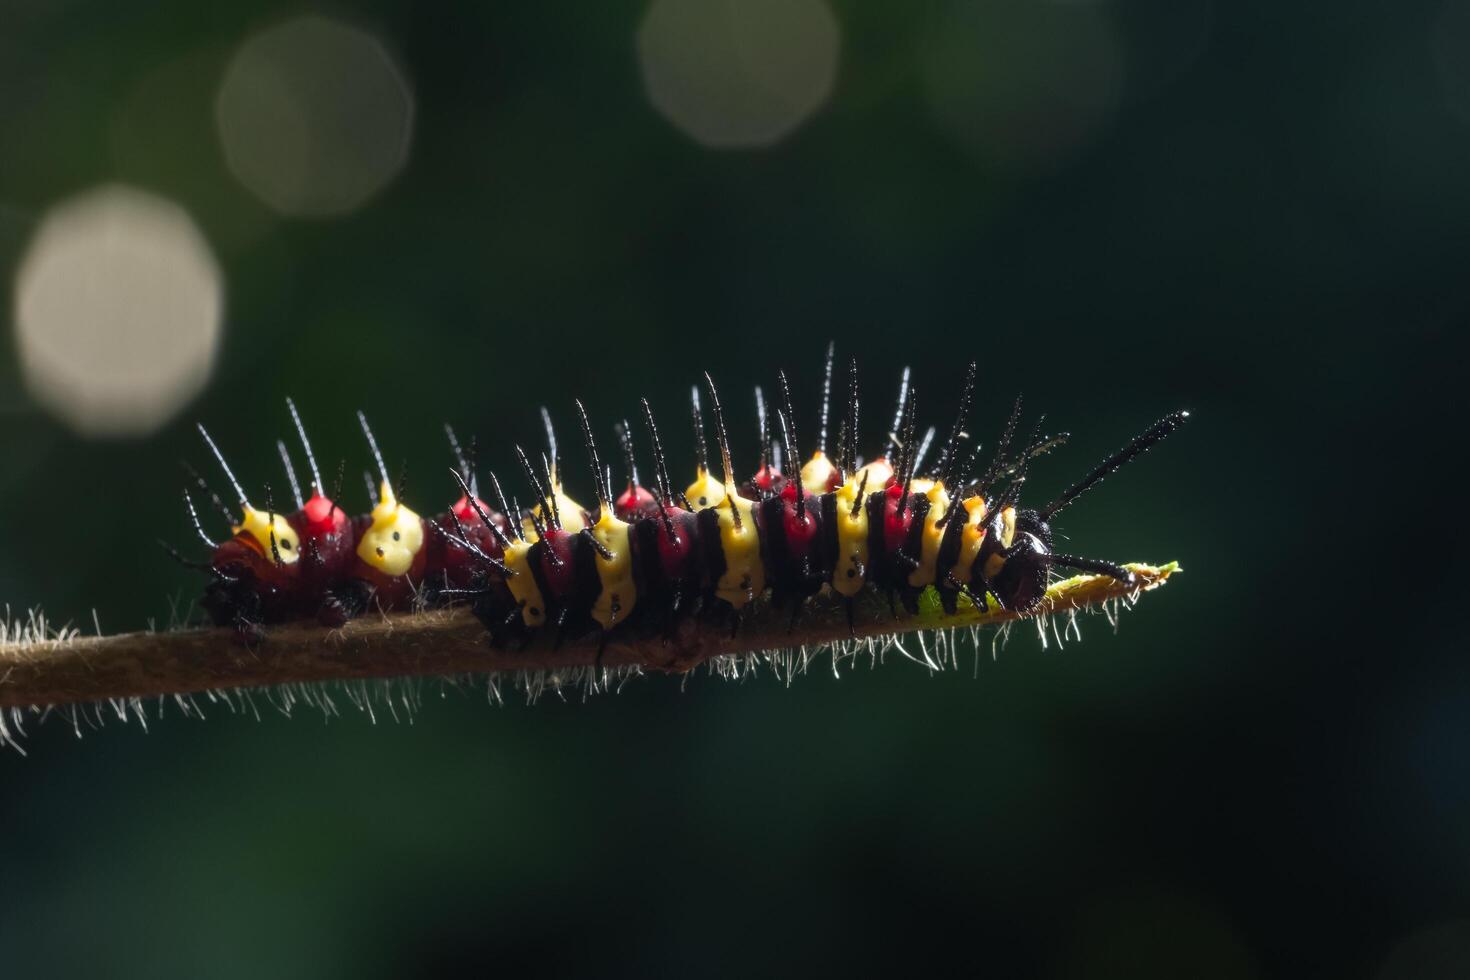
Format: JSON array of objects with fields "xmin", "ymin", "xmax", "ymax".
[
  {"xmin": 14, "ymin": 185, "xmax": 223, "ymax": 437},
  {"xmin": 638, "ymin": 0, "xmax": 840, "ymax": 149},
  {"xmin": 216, "ymin": 15, "xmax": 414, "ymax": 217}
]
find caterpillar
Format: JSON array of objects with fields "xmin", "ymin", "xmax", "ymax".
[{"xmin": 169, "ymin": 346, "xmax": 1188, "ymax": 654}]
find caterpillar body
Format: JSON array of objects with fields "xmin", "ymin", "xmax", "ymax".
[{"xmin": 175, "ymin": 348, "xmax": 1188, "ymax": 652}]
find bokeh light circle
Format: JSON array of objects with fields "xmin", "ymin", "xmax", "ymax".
[
  {"xmin": 13, "ymin": 185, "xmax": 223, "ymax": 437},
  {"xmin": 637, "ymin": 0, "xmax": 840, "ymax": 149},
  {"xmin": 920, "ymin": 0, "xmax": 1124, "ymax": 170},
  {"xmin": 215, "ymin": 15, "xmax": 414, "ymax": 217}
]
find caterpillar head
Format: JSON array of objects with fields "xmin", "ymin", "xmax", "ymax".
[
  {"xmin": 356, "ymin": 480, "xmax": 424, "ymax": 576},
  {"xmin": 983, "ymin": 409, "xmax": 1191, "ymax": 611},
  {"xmin": 987, "ymin": 508, "xmax": 1053, "ymax": 613}
]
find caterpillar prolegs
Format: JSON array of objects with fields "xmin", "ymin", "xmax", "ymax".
[{"xmin": 174, "ymin": 346, "xmax": 1189, "ymax": 656}]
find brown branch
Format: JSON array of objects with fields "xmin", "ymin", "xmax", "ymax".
[{"xmin": 0, "ymin": 563, "xmax": 1178, "ymax": 710}]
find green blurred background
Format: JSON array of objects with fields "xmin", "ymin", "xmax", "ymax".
[{"xmin": 1, "ymin": 0, "xmax": 1465, "ymax": 976}]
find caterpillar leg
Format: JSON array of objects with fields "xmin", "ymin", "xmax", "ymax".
[
  {"xmin": 786, "ymin": 597, "xmax": 805, "ymax": 634},
  {"xmin": 230, "ymin": 611, "xmax": 266, "ymax": 646},
  {"xmin": 937, "ymin": 577, "xmax": 961, "ymax": 616},
  {"xmin": 553, "ymin": 608, "xmax": 571, "ymax": 651},
  {"xmin": 666, "ymin": 590, "xmax": 684, "ymax": 634},
  {"xmin": 891, "ymin": 550, "xmax": 921, "ymax": 574},
  {"xmin": 655, "ymin": 590, "xmax": 687, "ymax": 643},
  {"xmin": 955, "ymin": 580, "xmax": 992, "ymax": 615},
  {"xmin": 695, "ymin": 592, "xmax": 734, "ymax": 635},
  {"xmin": 317, "ymin": 594, "xmax": 349, "ymax": 628},
  {"xmin": 513, "ymin": 615, "xmax": 536, "ymax": 652},
  {"xmin": 321, "ymin": 580, "xmax": 373, "ymax": 626},
  {"xmin": 202, "ymin": 576, "xmax": 270, "ymax": 643}
]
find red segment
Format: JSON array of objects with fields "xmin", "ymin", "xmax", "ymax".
[
  {"xmin": 432, "ymin": 509, "xmax": 507, "ymax": 587},
  {"xmin": 451, "ymin": 494, "xmax": 492, "ymax": 525},
  {"xmin": 292, "ymin": 493, "xmax": 355, "ymax": 597},
  {"xmin": 753, "ymin": 463, "xmax": 780, "ymax": 494},
  {"xmin": 881, "ymin": 483, "xmax": 912, "ymax": 554},
  {"xmin": 435, "ymin": 494, "xmax": 510, "ymax": 587},
  {"xmin": 537, "ymin": 527, "xmax": 578, "ymax": 599},
  {"xmin": 655, "ymin": 508, "xmax": 694, "ymax": 577},
  {"xmin": 446, "ymin": 496, "xmax": 510, "ymax": 544},
  {"xmin": 779, "ymin": 484, "xmax": 817, "ymax": 556},
  {"xmin": 614, "ymin": 484, "xmax": 660, "ymax": 521},
  {"xmin": 300, "ymin": 492, "xmax": 350, "ymax": 537}
]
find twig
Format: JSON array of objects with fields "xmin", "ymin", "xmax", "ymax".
[{"xmin": 0, "ymin": 563, "xmax": 1178, "ymax": 710}]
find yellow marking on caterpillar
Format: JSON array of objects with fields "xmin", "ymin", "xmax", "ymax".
[
  {"xmin": 832, "ymin": 475, "xmax": 869, "ymax": 598},
  {"xmin": 981, "ymin": 507, "xmax": 1019, "ymax": 581},
  {"xmin": 854, "ymin": 457, "xmax": 894, "ymax": 490},
  {"xmin": 522, "ymin": 489, "xmax": 588, "ymax": 542},
  {"xmin": 949, "ymin": 497, "xmax": 989, "ymax": 586},
  {"xmin": 502, "ymin": 538, "xmax": 546, "ymax": 627},
  {"xmin": 589, "ymin": 510, "xmax": 637, "ymax": 630},
  {"xmin": 800, "ymin": 450, "xmax": 837, "ymax": 491},
  {"xmin": 685, "ymin": 466, "xmax": 726, "ymax": 511},
  {"xmin": 713, "ymin": 485, "xmax": 763, "ymax": 609},
  {"xmin": 355, "ymin": 480, "xmax": 423, "ymax": 576},
  {"xmin": 552, "ymin": 490, "xmax": 587, "ymax": 531},
  {"xmin": 233, "ymin": 505, "xmax": 300, "ymax": 565},
  {"xmin": 906, "ymin": 482, "xmax": 951, "ymax": 589},
  {"xmin": 949, "ymin": 499, "xmax": 1017, "ymax": 585}
]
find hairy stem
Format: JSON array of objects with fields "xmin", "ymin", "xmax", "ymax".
[{"xmin": 0, "ymin": 563, "xmax": 1177, "ymax": 710}]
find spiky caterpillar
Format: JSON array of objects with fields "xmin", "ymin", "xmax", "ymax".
[{"xmin": 174, "ymin": 346, "xmax": 1189, "ymax": 654}]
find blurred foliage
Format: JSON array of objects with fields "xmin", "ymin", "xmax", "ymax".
[{"xmin": 1, "ymin": 0, "xmax": 1466, "ymax": 976}]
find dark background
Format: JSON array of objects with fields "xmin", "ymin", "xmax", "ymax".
[{"xmin": 1, "ymin": 0, "xmax": 1465, "ymax": 976}]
